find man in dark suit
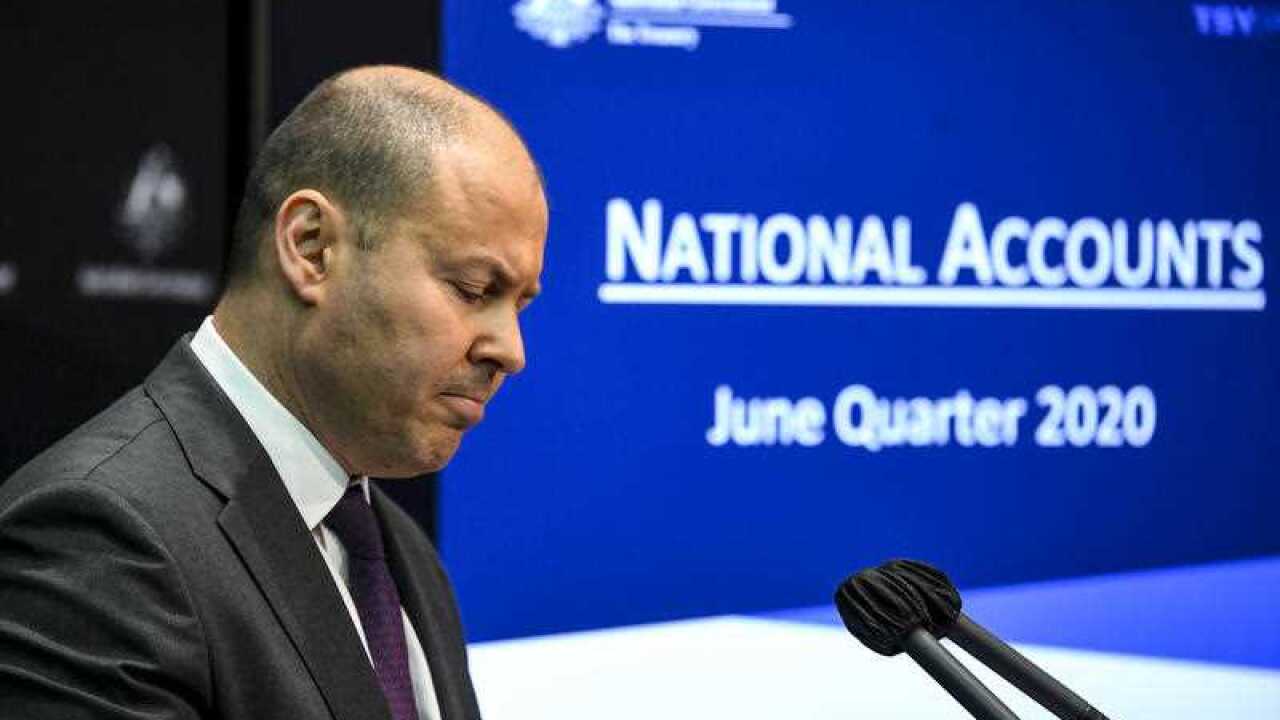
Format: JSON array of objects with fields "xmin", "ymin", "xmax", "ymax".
[{"xmin": 0, "ymin": 65, "xmax": 546, "ymax": 720}]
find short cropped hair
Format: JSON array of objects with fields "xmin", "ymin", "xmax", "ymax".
[{"xmin": 226, "ymin": 70, "xmax": 465, "ymax": 288}]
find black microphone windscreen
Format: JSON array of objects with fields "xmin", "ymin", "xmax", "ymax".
[
  {"xmin": 883, "ymin": 559, "xmax": 963, "ymax": 634},
  {"xmin": 834, "ymin": 565, "xmax": 930, "ymax": 656}
]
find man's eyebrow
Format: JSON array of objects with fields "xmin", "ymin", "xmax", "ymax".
[{"xmin": 452, "ymin": 254, "xmax": 542, "ymax": 299}]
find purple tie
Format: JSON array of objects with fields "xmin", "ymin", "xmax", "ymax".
[{"xmin": 326, "ymin": 485, "xmax": 419, "ymax": 720}]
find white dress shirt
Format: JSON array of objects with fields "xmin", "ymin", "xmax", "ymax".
[{"xmin": 189, "ymin": 316, "xmax": 441, "ymax": 720}]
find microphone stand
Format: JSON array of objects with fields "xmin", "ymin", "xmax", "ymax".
[
  {"xmin": 901, "ymin": 628, "xmax": 1022, "ymax": 720},
  {"xmin": 946, "ymin": 614, "xmax": 1110, "ymax": 720}
]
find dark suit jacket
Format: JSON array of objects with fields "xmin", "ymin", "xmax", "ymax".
[{"xmin": 0, "ymin": 337, "xmax": 482, "ymax": 720}]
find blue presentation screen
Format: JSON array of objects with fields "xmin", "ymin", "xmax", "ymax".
[{"xmin": 442, "ymin": 1, "xmax": 1280, "ymax": 641}]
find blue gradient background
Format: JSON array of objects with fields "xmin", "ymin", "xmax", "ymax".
[{"xmin": 442, "ymin": 1, "xmax": 1280, "ymax": 642}]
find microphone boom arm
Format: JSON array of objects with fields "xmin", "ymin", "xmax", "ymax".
[
  {"xmin": 901, "ymin": 627, "xmax": 1023, "ymax": 720},
  {"xmin": 947, "ymin": 613, "xmax": 1110, "ymax": 720}
]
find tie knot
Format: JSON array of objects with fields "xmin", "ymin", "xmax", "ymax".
[{"xmin": 325, "ymin": 485, "xmax": 385, "ymax": 559}]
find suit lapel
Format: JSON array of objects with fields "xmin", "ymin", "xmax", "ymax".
[
  {"xmin": 219, "ymin": 474, "xmax": 392, "ymax": 720},
  {"xmin": 145, "ymin": 338, "xmax": 391, "ymax": 720},
  {"xmin": 375, "ymin": 490, "xmax": 475, "ymax": 720}
]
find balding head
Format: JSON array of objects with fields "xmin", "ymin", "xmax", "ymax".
[
  {"xmin": 214, "ymin": 65, "xmax": 547, "ymax": 478},
  {"xmin": 227, "ymin": 65, "xmax": 536, "ymax": 289}
]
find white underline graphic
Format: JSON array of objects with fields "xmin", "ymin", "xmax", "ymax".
[
  {"xmin": 596, "ymin": 283, "xmax": 1268, "ymax": 311},
  {"xmin": 609, "ymin": 11, "xmax": 794, "ymax": 29}
]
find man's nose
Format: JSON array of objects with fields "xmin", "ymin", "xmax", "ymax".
[{"xmin": 472, "ymin": 307, "xmax": 526, "ymax": 376}]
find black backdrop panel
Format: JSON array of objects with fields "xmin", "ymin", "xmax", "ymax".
[
  {"xmin": 270, "ymin": 0, "xmax": 441, "ymax": 125},
  {"xmin": 1, "ymin": 1, "xmax": 445, "ymax": 541},
  {"xmin": 0, "ymin": 3, "xmax": 234, "ymax": 477}
]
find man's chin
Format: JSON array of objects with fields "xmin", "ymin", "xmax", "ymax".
[
  {"xmin": 358, "ymin": 424, "xmax": 463, "ymax": 478},
  {"xmin": 398, "ymin": 435, "xmax": 462, "ymax": 477}
]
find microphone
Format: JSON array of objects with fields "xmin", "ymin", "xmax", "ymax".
[
  {"xmin": 883, "ymin": 559, "xmax": 1111, "ymax": 720},
  {"xmin": 835, "ymin": 564, "xmax": 1022, "ymax": 720}
]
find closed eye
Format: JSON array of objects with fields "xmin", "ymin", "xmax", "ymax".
[{"xmin": 451, "ymin": 282, "xmax": 486, "ymax": 304}]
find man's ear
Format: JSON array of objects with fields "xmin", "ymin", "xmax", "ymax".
[{"xmin": 273, "ymin": 189, "xmax": 344, "ymax": 305}]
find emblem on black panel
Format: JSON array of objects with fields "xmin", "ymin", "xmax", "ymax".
[
  {"xmin": 74, "ymin": 143, "xmax": 212, "ymax": 303},
  {"xmin": 116, "ymin": 143, "xmax": 188, "ymax": 264}
]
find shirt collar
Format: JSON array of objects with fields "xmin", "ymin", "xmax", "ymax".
[{"xmin": 189, "ymin": 315, "xmax": 366, "ymax": 528}]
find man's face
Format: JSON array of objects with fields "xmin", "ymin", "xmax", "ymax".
[{"xmin": 300, "ymin": 134, "xmax": 547, "ymax": 477}]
